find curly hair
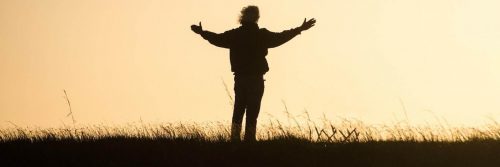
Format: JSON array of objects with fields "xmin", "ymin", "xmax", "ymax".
[{"xmin": 238, "ymin": 5, "xmax": 260, "ymax": 24}]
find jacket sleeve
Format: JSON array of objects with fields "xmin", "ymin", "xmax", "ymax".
[
  {"xmin": 262, "ymin": 27, "xmax": 302, "ymax": 48},
  {"xmin": 199, "ymin": 30, "xmax": 234, "ymax": 49}
]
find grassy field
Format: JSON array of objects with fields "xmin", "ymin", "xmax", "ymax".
[{"xmin": 1, "ymin": 119, "xmax": 500, "ymax": 167}]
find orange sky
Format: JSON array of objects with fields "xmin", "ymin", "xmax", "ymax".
[{"xmin": 1, "ymin": 0, "xmax": 500, "ymax": 127}]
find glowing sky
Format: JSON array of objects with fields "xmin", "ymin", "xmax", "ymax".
[{"xmin": 1, "ymin": 0, "xmax": 500, "ymax": 127}]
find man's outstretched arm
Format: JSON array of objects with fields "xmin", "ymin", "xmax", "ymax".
[
  {"xmin": 191, "ymin": 22, "xmax": 232, "ymax": 49},
  {"xmin": 264, "ymin": 18, "xmax": 316, "ymax": 48}
]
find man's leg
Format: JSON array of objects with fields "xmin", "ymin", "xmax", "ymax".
[
  {"xmin": 231, "ymin": 76, "xmax": 247, "ymax": 142},
  {"xmin": 244, "ymin": 76, "xmax": 265, "ymax": 142}
]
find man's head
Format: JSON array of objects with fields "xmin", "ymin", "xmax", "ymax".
[{"xmin": 239, "ymin": 6, "xmax": 259, "ymax": 24}]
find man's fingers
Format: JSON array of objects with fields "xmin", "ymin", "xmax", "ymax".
[
  {"xmin": 300, "ymin": 18, "xmax": 316, "ymax": 30},
  {"xmin": 309, "ymin": 18, "xmax": 316, "ymax": 24},
  {"xmin": 303, "ymin": 18, "xmax": 316, "ymax": 26}
]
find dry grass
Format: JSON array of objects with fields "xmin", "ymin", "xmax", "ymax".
[
  {"xmin": 2, "ymin": 115, "xmax": 500, "ymax": 166},
  {"xmin": 1, "ymin": 116, "xmax": 499, "ymax": 143}
]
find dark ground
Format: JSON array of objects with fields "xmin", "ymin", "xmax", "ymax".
[{"xmin": 1, "ymin": 138, "xmax": 500, "ymax": 167}]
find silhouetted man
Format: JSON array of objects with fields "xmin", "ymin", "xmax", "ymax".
[{"xmin": 191, "ymin": 6, "xmax": 315, "ymax": 142}]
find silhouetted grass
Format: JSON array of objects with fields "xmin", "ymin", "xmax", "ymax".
[{"xmin": 1, "ymin": 118, "xmax": 500, "ymax": 166}]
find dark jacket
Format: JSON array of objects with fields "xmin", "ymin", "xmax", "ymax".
[{"xmin": 200, "ymin": 23, "xmax": 302, "ymax": 75}]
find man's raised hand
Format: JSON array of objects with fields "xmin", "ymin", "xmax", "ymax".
[
  {"xmin": 191, "ymin": 22, "xmax": 203, "ymax": 34},
  {"xmin": 300, "ymin": 18, "xmax": 316, "ymax": 31}
]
